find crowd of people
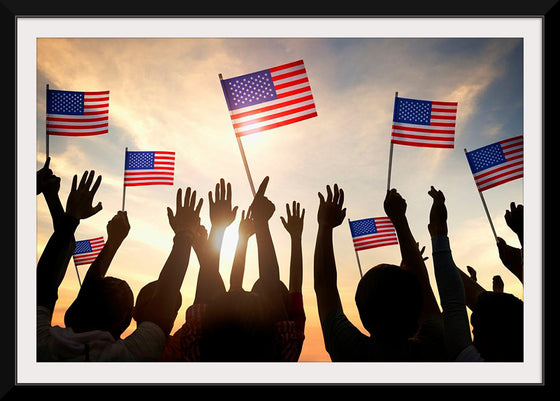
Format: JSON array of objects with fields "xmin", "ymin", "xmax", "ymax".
[{"xmin": 36, "ymin": 156, "xmax": 523, "ymax": 362}]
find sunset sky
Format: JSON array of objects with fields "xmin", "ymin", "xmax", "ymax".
[{"xmin": 17, "ymin": 18, "xmax": 542, "ymax": 384}]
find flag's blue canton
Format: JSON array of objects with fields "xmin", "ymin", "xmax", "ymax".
[
  {"xmin": 125, "ymin": 152, "xmax": 155, "ymax": 170},
  {"xmin": 47, "ymin": 90, "xmax": 84, "ymax": 115},
  {"xmin": 74, "ymin": 240, "xmax": 92, "ymax": 255},
  {"xmin": 222, "ymin": 69, "xmax": 277, "ymax": 111},
  {"xmin": 350, "ymin": 218, "xmax": 378, "ymax": 238},
  {"xmin": 466, "ymin": 143, "xmax": 506, "ymax": 174},
  {"xmin": 393, "ymin": 98, "xmax": 432, "ymax": 125}
]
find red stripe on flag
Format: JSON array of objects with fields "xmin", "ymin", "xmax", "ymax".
[
  {"xmin": 269, "ymin": 60, "xmax": 304, "ymax": 73},
  {"xmin": 236, "ymin": 112, "xmax": 318, "ymax": 137},
  {"xmin": 230, "ymin": 95, "xmax": 315, "ymax": 120},
  {"xmin": 232, "ymin": 103, "xmax": 316, "ymax": 129},
  {"xmin": 391, "ymin": 139, "xmax": 455, "ymax": 149},
  {"xmin": 48, "ymin": 130, "xmax": 108, "ymax": 137}
]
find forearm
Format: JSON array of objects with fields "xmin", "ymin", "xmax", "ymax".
[
  {"xmin": 431, "ymin": 235, "xmax": 473, "ymax": 359},
  {"xmin": 289, "ymin": 235, "xmax": 303, "ymax": 293},
  {"xmin": 230, "ymin": 237, "xmax": 249, "ymax": 291},
  {"xmin": 36, "ymin": 214, "xmax": 79, "ymax": 311},
  {"xmin": 255, "ymin": 221, "xmax": 280, "ymax": 283},
  {"xmin": 43, "ymin": 192, "xmax": 65, "ymax": 230},
  {"xmin": 393, "ymin": 216, "xmax": 440, "ymax": 317},
  {"xmin": 457, "ymin": 268, "xmax": 486, "ymax": 310},
  {"xmin": 313, "ymin": 226, "xmax": 342, "ymax": 322},
  {"xmin": 82, "ymin": 237, "xmax": 122, "ymax": 283}
]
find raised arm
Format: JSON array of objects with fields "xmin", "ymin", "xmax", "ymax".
[
  {"xmin": 384, "ymin": 188, "xmax": 441, "ymax": 321},
  {"xmin": 81, "ymin": 210, "xmax": 130, "ymax": 285},
  {"xmin": 37, "ymin": 157, "xmax": 65, "ymax": 230},
  {"xmin": 194, "ymin": 179, "xmax": 238, "ymax": 302},
  {"xmin": 250, "ymin": 176, "xmax": 280, "ymax": 284},
  {"xmin": 496, "ymin": 202, "xmax": 523, "ymax": 284},
  {"xmin": 428, "ymin": 185, "xmax": 473, "ymax": 359},
  {"xmin": 138, "ymin": 187, "xmax": 202, "ymax": 336},
  {"xmin": 281, "ymin": 201, "xmax": 305, "ymax": 294},
  {"xmin": 229, "ymin": 209, "xmax": 255, "ymax": 292},
  {"xmin": 37, "ymin": 170, "xmax": 103, "ymax": 313},
  {"xmin": 313, "ymin": 184, "xmax": 346, "ymax": 324}
]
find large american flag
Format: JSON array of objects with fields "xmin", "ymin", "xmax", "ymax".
[
  {"xmin": 391, "ymin": 96, "xmax": 458, "ymax": 148},
  {"xmin": 220, "ymin": 59, "xmax": 317, "ymax": 137},
  {"xmin": 465, "ymin": 135, "xmax": 523, "ymax": 192},
  {"xmin": 46, "ymin": 89, "xmax": 109, "ymax": 136},
  {"xmin": 124, "ymin": 150, "xmax": 175, "ymax": 187},
  {"xmin": 73, "ymin": 237, "xmax": 105, "ymax": 266},
  {"xmin": 349, "ymin": 217, "xmax": 398, "ymax": 252}
]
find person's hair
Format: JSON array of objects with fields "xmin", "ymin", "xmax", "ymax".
[
  {"xmin": 199, "ymin": 291, "xmax": 275, "ymax": 361},
  {"xmin": 64, "ymin": 276, "xmax": 134, "ymax": 340},
  {"xmin": 471, "ymin": 291, "xmax": 523, "ymax": 361},
  {"xmin": 355, "ymin": 264, "xmax": 423, "ymax": 339},
  {"xmin": 132, "ymin": 280, "xmax": 182, "ymax": 324}
]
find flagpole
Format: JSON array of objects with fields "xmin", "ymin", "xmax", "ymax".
[
  {"xmin": 219, "ymin": 73, "xmax": 256, "ymax": 196},
  {"xmin": 122, "ymin": 147, "xmax": 128, "ymax": 211},
  {"xmin": 46, "ymin": 84, "xmax": 50, "ymax": 158},
  {"xmin": 74, "ymin": 262, "xmax": 82, "ymax": 287},
  {"xmin": 464, "ymin": 148, "xmax": 497, "ymax": 241},
  {"xmin": 348, "ymin": 219, "xmax": 364, "ymax": 278},
  {"xmin": 386, "ymin": 91, "xmax": 398, "ymax": 190}
]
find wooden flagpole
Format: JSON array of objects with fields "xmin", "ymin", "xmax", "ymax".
[
  {"xmin": 219, "ymin": 73, "xmax": 256, "ymax": 196},
  {"xmin": 122, "ymin": 147, "xmax": 128, "ymax": 211},
  {"xmin": 386, "ymin": 91, "xmax": 398, "ymax": 190},
  {"xmin": 46, "ymin": 84, "xmax": 50, "ymax": 158},
  {"xmin": 348, "ymin": 219, "xmax": 364, "ymax": 278},
  {"xmin": 464, "ymin": 148, "xmax": 497, "ymax": 241}
]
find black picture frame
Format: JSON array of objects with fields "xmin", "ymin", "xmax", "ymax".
[{"xmin": 4, "ymin": 0, "xmax": 556, "ymax": 395}]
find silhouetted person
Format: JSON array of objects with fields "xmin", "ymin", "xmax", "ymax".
[
  {"xmin": 470, "ymin": 290, "xmax": 523, "ymax": 361},
  {"xmin": 492, "ymin": 275, "xmax": 504, "ymax": 293},
  {"xmin": 313, "ymin": 184, "xmax": 445, "ymax": 362},
  {"xmin": 467, "ymin": 266, "xmax": 477, "ymax": 282}
]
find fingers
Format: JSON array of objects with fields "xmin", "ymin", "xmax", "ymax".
[
  {"xmin": 255, "ymin": 176, "xmax": 269, "ymax": 198},
  {"xmin": 176, "ymin": 188, "xmax": 183, "ymax": 210},
  {"xmin": 195, "ymin": 198, "xmax": 203, "ymax": 215}
]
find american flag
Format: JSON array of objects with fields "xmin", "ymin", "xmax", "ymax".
[
  {"xmin": 391, "ymin": 96, "xmax": 458, "ymax": 148},
  {"xmin": 46, "ymin": 89, "xmax": 109, "ymax": 136},
  {"xmin": 220, "ymin": 59, "xmax": 317, "ymax": 137},
  {"xmin": 124, "ymin": 150, "xmax": 175, "ymax": 187},
  {"xmin": 465, "ymin": 135, "xmax": 523, "ymax": 192},
  {"xmin": 73, "ymin": 237, "xmax": 105, "ymax": 266},
  {"xmin": 349, "ymin": 217, "xmax": 398, "ymax": 252}
]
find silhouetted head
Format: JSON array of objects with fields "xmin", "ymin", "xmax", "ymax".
[
  {"xmin": 132, "ymin": 280, "xmax": 182, "ymax": 325},
  {"xmin": 199, "ymin": 291, "xmax": 275, "ymax": 362},
  {"xmin": 471, "ymin": 291, "xmax": 523, "ymax": 361},
  {"xmin": 355, "ymin": 264, "xmax": 423, "ymax": 340},
  {"xmin": 64, "ymin": 276, "xmax": 134, "ymax": 340}
]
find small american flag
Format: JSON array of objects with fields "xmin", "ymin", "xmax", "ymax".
[
  {"xmin": 46, "ymin": 89, "xmax": 109, "ymax": 136},
  {"xmin": 73, "ymin": 237, "xmax": 105, "ymax": 266},
  {"xmin": 349, "ymin": 217, "xmax": 398, "ymax": 252},
  {"xmin": 124, "ymin": 150, "xmax": 175, "ymax": 187},
  {"xmin": 391, "ymin": 96, "xmax": 458, "ymax": 148},
  {"xmin": 220, "ymin": 59, "xmax": 317, "ymax": 137},
  {"xmin": 465, "ymin": 135, "xmax": 523, "ymax": 192}
]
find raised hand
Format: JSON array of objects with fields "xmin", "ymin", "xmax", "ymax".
[
  {"xmin": 167, "ymin": 187, "xmax": 203, "ymax": 235},
  {"xmin": 106, "ymin": 210, "xmax": 130, "ymax": 246},
  {"xmin": 317, "ymin": 184, "xmax": 346, "ymax": 229},
  {"xmin": 505, "ymin": 202, "xmax": 523, "ymax": 243},
  {"xmin": 496, "ymin": 236, "xmax": 523, "ymax": 283},
  {"xmin": 383, "ymin": 188, "xmax": 407, "ymax": 223},
  {"xmin": 192, "ymin": 224, "xmax": 209, "ymax": 256},
  {"xmin": 238, "ymin": 209, "xmax": 256, "ymax": 241},
  {"xmin": 65, "ymin": 170, "xmax": 103, "ymax": 220},
  {"xmin": 281, "ymin": 201, "xmax": 305, "ymax": 238},
  {"xmin": 427, "ymin": 185, "xmax": 448, "ymax": 237},
  {"xmin": 37, "ymin": 157, "xmax": 60, "ymax": 196},
  {"xmin": 492, "ymin": 275, "xmax": 504, "ymax": 293},
  {"xmin": 209, "ymin": 178, "xmax": 238, "ymax": 228},
  {"xmin": 250, "ymin": 176, "xmax": 275, "ymax": 225},
  {"xmin": 467, "ymin": 265, "xmax": 478, "ymax": 282}
]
